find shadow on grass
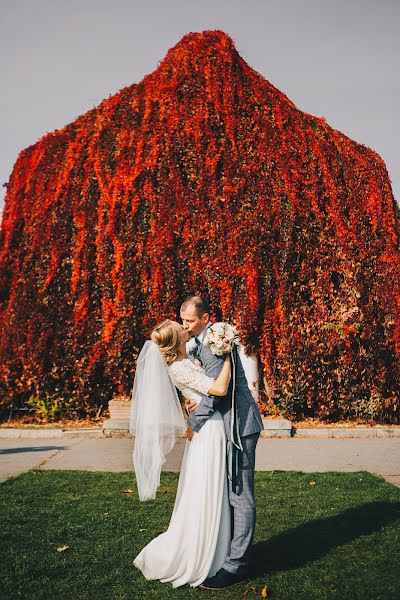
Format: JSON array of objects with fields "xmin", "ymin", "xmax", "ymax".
[{"xmin": 249, "ymin": 501, "xmax": 400, "ymax": 577}]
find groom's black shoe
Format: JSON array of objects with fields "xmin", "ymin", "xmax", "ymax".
[{"xmin": 199, "ymin": 567, "xmax": 248, "ymax": 590}]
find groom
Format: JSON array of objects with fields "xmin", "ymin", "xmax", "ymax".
[{"xmin": 180, "ymin": 295, "xmax": 264, "ymax": 590}]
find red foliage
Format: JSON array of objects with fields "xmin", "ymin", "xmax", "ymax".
[{"xmin": 0, "ymin": 30, "xmax": 399, "ymax": 421}]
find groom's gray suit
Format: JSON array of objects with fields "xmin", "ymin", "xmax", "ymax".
[{"xmin": 186, "ymin": 322, "xmax": 264, "ymax": 575}]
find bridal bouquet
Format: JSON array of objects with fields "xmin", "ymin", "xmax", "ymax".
[{"xmin": 203, "ymin": 322, "xmax": 240, "ymax": 356}]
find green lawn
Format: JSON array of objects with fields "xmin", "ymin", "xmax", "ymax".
[{"xmin": 1, "ymin": 470, "xmax": 399, "ymax": 599}]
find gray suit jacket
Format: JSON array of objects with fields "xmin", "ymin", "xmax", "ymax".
[{"xmin": 186, "ymin": 323, "xmax": 265, "ymax": 439}]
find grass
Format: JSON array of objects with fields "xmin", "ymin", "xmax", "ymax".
[{"xmin": 0, "ymin": 470, "xmax": 399, "ymax": 599}]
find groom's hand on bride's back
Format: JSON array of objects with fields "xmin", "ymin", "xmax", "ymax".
[{"xmin": 186, "ymin": 425, "xmax": 195, "ymax": 441}]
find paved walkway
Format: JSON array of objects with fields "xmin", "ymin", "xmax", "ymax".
[{"xmin": 1, "ymin": 436, "xmax": 399, "ymax": 487}]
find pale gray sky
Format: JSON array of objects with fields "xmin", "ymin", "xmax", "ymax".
[{"xmin": 1, "ymin": 0, "xmax": 399, "ymax": 222}]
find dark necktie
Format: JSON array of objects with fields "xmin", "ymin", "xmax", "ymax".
[{"xmin": 192, "ymin": 336, "xmax": 202, "ymax": 364}]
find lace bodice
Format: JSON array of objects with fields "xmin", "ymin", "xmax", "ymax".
[{"xmin": 168, "ymin": 358, "xmax": 214, "ymax": 404}]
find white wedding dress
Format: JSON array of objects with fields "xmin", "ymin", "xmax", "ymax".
[{"xmin": 132, "ymin": 357, "xmax": 232, "ymax": 588}]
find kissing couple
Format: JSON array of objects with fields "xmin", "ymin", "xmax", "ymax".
[{"xmin": 130, "ymin": 295, "xmax": 264, "ymax": 590}]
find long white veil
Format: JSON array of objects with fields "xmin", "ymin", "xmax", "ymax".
[{"xmin": 129, "ymin": 340, "xmax": 186, "ymax": 501}]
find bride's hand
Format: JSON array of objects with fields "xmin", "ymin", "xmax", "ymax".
[{"xmin": 185, "ymin": 398, "xmax": 198, "ymax": 413}]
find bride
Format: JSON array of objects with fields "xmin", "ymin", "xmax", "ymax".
[{"xmin": 130, "ymin": 319, "xmax": 232, "ymax": 588}]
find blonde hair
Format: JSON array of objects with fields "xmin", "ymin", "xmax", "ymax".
[{"xmin": 151, "ymin": 319, "xmax": 180, "ymax": 366}]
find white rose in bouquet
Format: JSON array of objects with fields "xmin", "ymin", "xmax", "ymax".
[{"xmin": 203, "ymin": 322, "xmax": 241, "ymax": 356}]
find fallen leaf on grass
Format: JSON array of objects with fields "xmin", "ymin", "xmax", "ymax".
[
  {"xmin": 139, "ymin": 528, "xmax": 147, "ymax": 532},
  {"xmin": 261, "ymin": 584, "xmax": 268, "ymax": 597},
  {"xmin": 309, "ymin": 481, "xmax": 316, "ymax": 486},
  {"xmin": 123, "ymin": 488, "xmax": 134, "ymax": 494},
  {"xmin": 56, "ymin": 545, "xmax": 69, "ymax": 552},
  {"xmin": 243, "ymin": 585, "xmax": 257, "ymax": 596}
]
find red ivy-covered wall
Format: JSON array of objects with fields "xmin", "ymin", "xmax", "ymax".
[{"xmin": 0, "ymin": 30, "xmax": 399, "ymax": 422}]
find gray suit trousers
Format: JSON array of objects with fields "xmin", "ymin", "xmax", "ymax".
[{"xmin": 223, "ymin": 431, "xmax": 259, "ymax": 574}]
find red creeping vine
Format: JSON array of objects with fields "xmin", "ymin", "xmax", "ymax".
[{"xmin": 0, "ymin": 30, "xmax": 399, "ymax": 422}]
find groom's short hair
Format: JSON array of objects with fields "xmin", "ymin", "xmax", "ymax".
[{"xmin": 181, "ymin": 295, "xmax": 210, "ymax": 317}]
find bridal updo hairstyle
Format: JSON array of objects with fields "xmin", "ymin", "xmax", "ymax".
[{"xmin": 151, "ymin": 319, "xmax": 180, "ymax": 366}]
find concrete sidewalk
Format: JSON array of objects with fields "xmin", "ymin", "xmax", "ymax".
[{"xmin": 1, "ymin": 436, "xmax": 399, "ymax": 487}]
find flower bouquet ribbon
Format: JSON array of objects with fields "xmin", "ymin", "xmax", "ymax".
[{"xmin": 204, "ymin": 322, "xmax": 244, "ymax": 490}]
